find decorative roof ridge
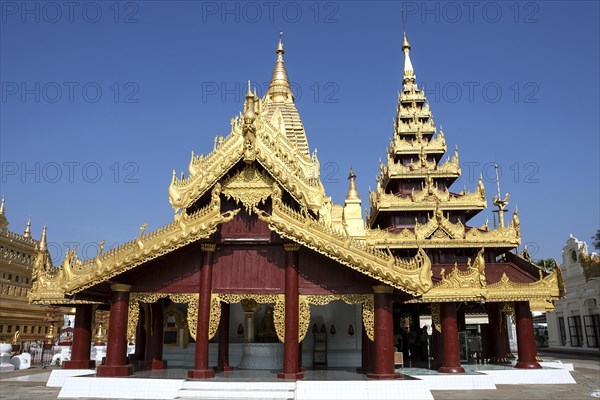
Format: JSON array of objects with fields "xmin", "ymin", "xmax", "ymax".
[
  {"xmin": 29, "ymin": 186, "xmax": 239, "ymax": 303},
  {"xmin": 255, "ymin": 184, "xmax": 433, "ymax": 295}
]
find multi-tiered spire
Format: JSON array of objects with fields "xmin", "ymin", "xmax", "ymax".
[
  {"xmin": 367, "ymin": 34, "xmax": 519, "ymax": 255},
  {"xmin": 262, "ymin": 34, "xmax": 310, "ymax": 156}
]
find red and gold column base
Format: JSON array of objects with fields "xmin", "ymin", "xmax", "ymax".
[
  {"xmin": 96, "ymin": 364, "xmax": 134, "ymax": 377},
  {"xmin": 439, "ymin": 366, "xmax": 466, "ymax": 374},
  {"xmin": 277, "ymin": 371, "xmax": 304, "ymax": 380},
  {"xmin": 367, "ymin": 372, "xmax": 403, "ymax": 380},
  {"xmin": 63, "ymin": 360, "xmax": 96, "ymax": 370},
  {"xmin": 188, "ymin": 369, "xmax": 215, "ymax": 379},
  {"xmin": 515, "ymin": 361, "xmax": 541, "ymax": 369},
  {"xmin": 152, "ymin": 360, "xmax": 167, "ymax": 370}
]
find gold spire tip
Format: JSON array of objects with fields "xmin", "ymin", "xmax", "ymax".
[{"xmin": 402, "ymin": 32, "xmax": 411, "ymax": 50}]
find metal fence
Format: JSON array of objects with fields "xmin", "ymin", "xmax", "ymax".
[{"xmin": 20, "ymin": 341, "xmax": 55, "ymax": 365}]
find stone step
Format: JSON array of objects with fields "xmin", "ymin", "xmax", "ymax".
[
  {"xmin": 177, "ymin": 389, "xmax": 294, "ymax": 399},
  {"xmin": 181, "ymin": 381, "xmax": 296, "ymax": 390}
]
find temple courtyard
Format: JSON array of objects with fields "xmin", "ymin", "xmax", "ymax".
[{"xmin": 0, "ymin": 352, "xmax": 597, "ymax": 400}]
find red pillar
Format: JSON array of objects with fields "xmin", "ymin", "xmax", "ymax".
[
  {"xmin": 188, "ymin": 243, "xmax": 216, "ymax": 379},
  {"xmin": 63, "ymin": 304, "xmax": 95, "ymax": 369},
  {"xmin": 97, "ymin": 284, "xmax": 134, "ymax": 377},
  {"xmin": 368, "ymin": 285, "xmax": 401, "ymax": 379},
  {"xmin": 216, "ymin": 301, "xmax": 232, "ymax": 372},
  {"xmin": 438, "ymin": 302, "xmax": 465, "ymax": 373},
  {"xmin": 148, "ymin": 300, "xmax": 167, "ymax": 370},
  {"xmin": 487, "ymin": 302, "xmax": 510, "ymax": 364},
  {"xmin": 514, "ymin": 301, "xmax": 541, "ymax": 369},
  {"xmin": 278, "ymin": 243, "xmax": 303, "ymax": 380}
]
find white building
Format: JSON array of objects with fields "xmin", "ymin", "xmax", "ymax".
[{"xmin": 546, "ymin": 235, "xmax": 600, "ymax": 350}]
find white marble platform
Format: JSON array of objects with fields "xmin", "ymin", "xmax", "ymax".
[
  {"xmin": 296, "ymin": 380, "xmax": 433, "ymax": 400},
  {"xmin": 59, "ymin": 377, "xmax": 185, "ymax": 399},
  {"xmin": 478, "ymin": 368, "xmax": 576, "ymax": 385},
  {"xmin": 410, "ymin": 373, "xmax": 496, "ymax": 390},
  {"xmin": 47, "ymin": 369, "xmax": 96, "ymax": 387}
]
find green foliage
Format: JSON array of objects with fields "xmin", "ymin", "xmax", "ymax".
[
  {"xmin": 536, "ymin": 258, "xmax": 557, "ymax": 270},
  {"xmin": 593, "ymin": 229, "xmax": 600, "ymax": 250}
]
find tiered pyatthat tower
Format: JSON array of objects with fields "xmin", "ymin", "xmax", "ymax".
[{"xmin": 367, "ymin": 33, "xmax": 520, "ymax": 261}]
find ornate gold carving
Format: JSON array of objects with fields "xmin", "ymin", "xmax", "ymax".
[
  {"xmin": 127, "ymin": 298, "xmax": 140, "ymax": 343},
  {"xmin": 208, "ymin": 294, "xmax": 222, "ymax": 340},
  {"xmin": 126, "ymin": 293, "xmax": 199, "ymax": 342},
  {"xmin": 186, "ymin": 296, "xmax": 199, "ymax": 341},
  {"xmin": 255, "ymin": 200, "xmax": 433, "ymax": 296},
  {"xmin": 29, "ymin": 195, "xmax": 239, "ymax": 304},
  {"xmin": 369, "ymin": 175, "xmax": 486, "ymax": 222},
  {"xmin": 366, "ymin": 217, "xmax": 520, "ymax": 249},
  {"xmin": 298, "ymin": 298, "xmax": 311, "ymax": 342},
  {"xmin": 301, "ymin": 294, "xmax": 374, "ymax": 341},
  {"xmin": 221, "ymin": 164, "xmax": 274, "ymax": 213},
  {"xmin": 169, "ymin": 90, "xmax": 327, "ymax": 213},
  {"xmin": 389, "ymin": 131, "xmax": 446, "ymax": 155},
  {"xmin": 379, "ymin": 150, "xmax": 460, "ymax": 186},
  {"xmin": 408, "ymin": 249, "xmax": 561, "ymax": 305},
  {"xmin": 431, "ymin": 303, "xmax": 441, "ymax": 333},
  {"xmin": 580, "ymin": 251, "xmax": 600, "ymax": 281},
  {"xmin": 201, "ymin": 243, "xmax": 217, "ymax": 252},
  {"xmin": 273, "ymin": 295, "xmax": 285, "ymax": 343},
  {"xmin": 215, "ymin": 293, "xmax": 285, "ymax": 342},
  {"xmin": 501, "ymin": 302, "xmax": 515, "ymax": 324},
  {"xmin": 283, "ymin": 243, "xmax": 301, "ymax": 252}
]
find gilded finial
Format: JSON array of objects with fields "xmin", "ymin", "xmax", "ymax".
[
  {"xmin": 268, "ymin": 34, "xmax": 293, "ymax": 103},
  {"xmin": 402, "ymin": 32, "xmax": 415, "ymax": 84},
  {"xmin": 246, "ymin": 80, "xmax": 253, "ymax": 98},
  {"xmin": 39, "ymin": 225, "xmax": 47, "ymax": 251},
  {"xmin": 402, "ymin": 32, "xmax": 411, "ymax": 50},
  {"xmin": 345, "ymin": 167, "xmax": 360, "ymax": 201},
  {"xmin": 24, "ymin": 217, "xmax": 31, "ymax": 238}
]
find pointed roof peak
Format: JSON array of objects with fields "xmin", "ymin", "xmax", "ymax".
[
  {"xmin": 268, "ymin": 33, "xmax": 293, "ymax": 103},
  {"xmin": 0, "ymin": 195, "xmax": 7, "ymax": 229},
  {"xmin": 346, "ymin": 167, "xmax": 360, "ymax": 201},
  {"xmin": 402, "ymin": 32, "xmax": 411, "ymax": 50},
  {"xmin": 277, "ymin": 31, "xmax": 285, "ymax": 53},
  {"xmin": 39, "ymin": 225, "xmax": 47, "ymax": 251},
  {"xmin": 24, "ymin": 217, "xmax": 31, "ymax": 238},
  {"xmin": 246, "ymin": 80, "xmax": 253, "ymax": 97},
  {"xmin": 402, "ymin": 32, "xmax": 416, "ymax": 85}
]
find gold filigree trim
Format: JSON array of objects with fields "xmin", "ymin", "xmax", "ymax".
[
  {"xmin": 431, "ymin": 303, "xmax": 441, "ymax": 333},
  {"xmin": 255, "ymin": 188, "xmax": 433, "ymax": 296},
  {"xmin": 29, "ymin": 189, "xmax": 239, "ymax": 303},
  {"xmin": 126, "ymin": 293, "xmax": 199, "ymax": 343},
  {"xmin": 221, "ymin": 164, "xmax": 274, "ymax": 214},
  {"xmin": 216, "ymin": 293, "xmax": 285, "ymax": 342},
  {"xmin": 301, "ymin": 294, "xmax": 374, "ymax": 341}
]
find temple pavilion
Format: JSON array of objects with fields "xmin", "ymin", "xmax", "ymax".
[{"xmin": 28, "ymin": 35, "xmax": 563, "ymax": 380}]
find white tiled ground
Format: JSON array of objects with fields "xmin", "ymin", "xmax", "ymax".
[
  {"xmin": 411, "ymin": 373, "xmax": 496, "ymax": 390},
  {"xmin": 46, "ymin": 369, "xmax": 96, "ymax": 387}
]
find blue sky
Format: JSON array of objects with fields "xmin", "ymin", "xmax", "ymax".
[{"xmin": 1, "ymin": 0, "xmax": 598, "ymax": 263}]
